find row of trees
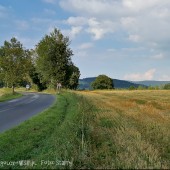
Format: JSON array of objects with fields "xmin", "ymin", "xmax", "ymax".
[
  {"xmin": 164, "ymin": 83, "xmax": 170, "ymax": 89},
  {"xmin": 0, "ymin": 28, "xmax": 80, "ymax": 93},
  {"xmin": 129, "ymin": 84, "xmax": 170, "ymax": 90}
]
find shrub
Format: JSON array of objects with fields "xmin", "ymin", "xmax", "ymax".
[
  {"xmin": 164, "ymin": 83, "xmax": 170, "ymax": 90},
  {"xmin": 129, "ymin": 86, "xmax": 136, "ymax": 90}
]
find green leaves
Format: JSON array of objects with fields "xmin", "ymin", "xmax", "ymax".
[
  {"xmin": 91, "ymin": 75, "xmax": 114, "ymax": 90},
  {"xmin": 0, "ymin": 37, "xmax": 32, "ymax": 92},
  {"xmin": 36, "ymin": 28, "xmax": 80, "ymax": 89},
  {"xmin": 164, "ymin": 83, "xmax": 170, "ymax": 89},
  {"xmin": 0, "ymin": 28, "xmax": 81, "ymax": 91}
]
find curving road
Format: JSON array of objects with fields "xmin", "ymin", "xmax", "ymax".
[{"xmin": 0, "ymin": 92, "xmax": 55, "ymax": 133}]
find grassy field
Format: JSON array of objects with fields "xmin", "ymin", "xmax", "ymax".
[
  {"xmin": 75, "ymin": 90, "xmax": 170, "ymax": 169},
  {"xmin": 0, "ymin": 88, "xmax": 22, "ymax": 102},
  {"xmin": 0, "ymin": 90, "xmax": 169, "ymax": 169}
]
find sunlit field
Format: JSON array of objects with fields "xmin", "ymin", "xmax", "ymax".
[
  {"xmin": 75, "ymin": 90, "xmax": 170, "ymax": 169},
  {"xmin": 0, "ymin": 89, "xmax": 169, "ymax": 169}
]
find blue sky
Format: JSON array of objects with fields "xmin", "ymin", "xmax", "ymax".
[{"xmin": 0, "ymin": 0, "xmax": 170, "ymax": 80}]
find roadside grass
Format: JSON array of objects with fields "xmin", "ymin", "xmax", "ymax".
[
  {"xmin": 0, "ymin": 90, "xmax": 169, "ymax": 169},
  {"xmin": 0, "ymin": 88, "xmax": 23, "ymax": 102},
  {"xmin": 0, "ymin": 92, "xmax": 96, "ymax": 169},
  {"xmin": 42, "ymin": 88, "xmax": 58, "ymax": 94},
  {"xmin": 15, "ymin": 87, "xmax": 38, "ymax": 93}
]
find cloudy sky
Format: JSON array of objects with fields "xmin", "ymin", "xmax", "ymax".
[{"xmin": 0, "ymin": 0, "xmax": 170, "ymax": 80}]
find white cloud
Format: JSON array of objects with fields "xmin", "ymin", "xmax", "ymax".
[
  {"xmin": 70, "ymin": 26, "xmax": 82, "ymax": 38},
  {"xmin": 151, "ymin": 7, "xmax": 170, "ymax": 18},
  {"xmin": 128, "ymin": 34, "xmax": 141, "ymax": 42},
  {"xmin": 60, "ymin": 0, "xmax": 118, "ymax": 17},
  {"xmin": 60, "ymin": 0, "xmax": 170, "ymax": 49},
  {"xmin": 65, "ymin": 17, "xmax": 87, "ymax": 26},
  {"xmin": 65, "ymin": 16, "xmax": 116, "ymax": 40},
  {"xmin": 78, "ymin": 42, "xmax": 94, "ymax": 50},
  {"xmin": 122, "ymin": 0, "xmax": 161, "ymax": 11},
  {"xmin": 124, "ymin": 69, "xmax": 156, "ymax": 81},
  {"xmin": 86, "ymin": 18, "xmax": 115, "ymax": 40},
  {"xmin": 60, "ymin": 0, "xmax": 169, "ymax": 18},
  {"xmin": 87, "ymin": 27, "xmax": 104, "ymax": 40},
  {"xmin": 121, "ymin": 17, "xmax": 136, "ymax": 28},
  {"xmin": 63, "ymin": 26, "xmax": 82, "ymax": 39}
]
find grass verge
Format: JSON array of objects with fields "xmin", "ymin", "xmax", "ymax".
[
  {"xmin": 0, "ymin": 92, "xmax": 96, "ymax": 169},
  {"xmin": 0, "ymin": 88, "xmax": 23, "ymax": 102}
]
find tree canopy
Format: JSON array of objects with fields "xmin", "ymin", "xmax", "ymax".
[
  {"xmin": 91, "ymin": 75, "xmax": 114, "ymax": 90},
  {"xmin": 35, "ymin": 28, "xmax": 80, "ymax": 89},
  {"xmin": 0, "ymin": 28, "xmax": 80, "ymax": 92},
  {"xmin": 0, "ymin": 38, "xmax": 32, "ymax": 93}
]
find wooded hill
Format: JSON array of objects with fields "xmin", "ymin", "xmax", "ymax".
[
  {"xmin": 132, "ymin": 80, "xmax": 170, "ymax": 87},
  {"xmin": 79, "ymin": 77, "xmax": 147, "ymax": 89}
]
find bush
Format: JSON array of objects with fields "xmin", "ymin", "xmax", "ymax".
[
  {"xmin": 137, "ymin": 85, "xmax": 146, "ymax": 90},
  {"xmin": 91, "ymin": 75, "xmax": 114, "ymax": 90},
  {"xmin": 164, "ymin": 83, "xmax": 170, "ymax": 90},
  {"xmin": 129, "ymin": 86, "xmax": 136, "ymax": 90}
]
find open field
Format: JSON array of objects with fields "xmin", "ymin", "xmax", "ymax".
[
  {"xmin": 0, "ymin": 90, "xmax": 169, "ymax": 169},
  {"xmin": 75, "ymin": 90, "xmax": 170, "ymax": 169}
]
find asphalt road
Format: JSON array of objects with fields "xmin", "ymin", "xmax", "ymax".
[{"xmin": 0, "ymin": 92, "xmax": 55, "ymax": 133}]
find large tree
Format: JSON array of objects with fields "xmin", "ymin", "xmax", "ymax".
[
  {"xmin": 0, "ymin": 38, "xmax": 32, "ymax": 94},
  {"xmin": 36, "ymin": 28, "xmax": 80, "ymax": 89},
  {"xmin": 68, "ymin": 64, "xmax": 80, "ymax": 90},
  {"xmin": 91, "ymin": 75, "xmax": 114, "ymax": 90}
]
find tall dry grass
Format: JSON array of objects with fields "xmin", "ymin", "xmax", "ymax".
[
  {"xmin": 75, "ymin": 90, "xmax": 170, "ymax": 169},
  {"xmin": 0, "ymin": 88, "xmax": 7, "ymax": 96}
]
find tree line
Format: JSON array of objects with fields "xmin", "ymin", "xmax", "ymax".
[
  {"xmin": 90, "ymin": 75, "xmax": 170, "ymax": 90},
  {"xmin": 0, "ymin": 28, "xmax": 80, "ymax": 93}
]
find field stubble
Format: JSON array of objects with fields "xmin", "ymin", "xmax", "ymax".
[{"xmin": 75, "ymin": 90, "xmax": 170, "ymax": 169}]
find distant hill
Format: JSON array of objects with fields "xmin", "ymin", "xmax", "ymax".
[
  {"xmin": 79, "ymin": 77, "xmax": 146, "ymax": 89},
  {"xmin": 132, "ymin": 81, "xmax": 170, "ymax": 87}
]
